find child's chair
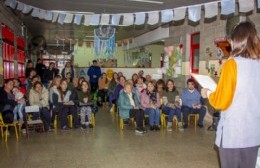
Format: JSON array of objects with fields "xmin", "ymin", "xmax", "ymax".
[
  {"xmin": 53, "ymin": 114, "xmax": 73, "ymax": 129},
  {"xmin": 0, "ymin": 113, "xmax": 19, "ymax": 142},
  {"xmin": 188, "ymin": 114, "xmax": 199, "ymax": 127}
]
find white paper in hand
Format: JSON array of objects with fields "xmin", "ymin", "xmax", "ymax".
[{"xmin": 191, "ymin": 73, "xmax": 217, "ymax": 92}]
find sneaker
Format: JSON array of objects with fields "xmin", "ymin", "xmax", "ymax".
[
  {"xmin": 150, "ymin": 125, "xmax": 154, "ymax": 131},
  {"xmin": 81, "ymin": 124, "xmax": 87, "ymax": 130},
  {"xmin": 135, "ymin": 128, "xmax": 144, "ymax": 134},
  {"xmin": 88, "ymin": 124, "xmax": 93, "ymax": 128},
  {"xmin": 197, "ymin": 124, "xmax": 204, "ymax": 128},
  {"xmin": 183, "ymin": 124, "xmax": 188, "ymax": 129},
  {"xmin": 154, "ymin": 125, "xmax": 160, "ymax": 131}
]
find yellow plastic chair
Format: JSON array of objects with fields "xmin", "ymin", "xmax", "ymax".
[
  {"xmin": 91, "ymin": 113, "xmax": 95, "ymax": 126},
  {"xmin": 54, "ymin": 114, "xmax": 73, "ymax": 129},
  {"xmin": 0, "ymin": 113, "xmax": 19, "ymax": 142},
  {"xmin": 161, "ymin": 113, "xmax": 178, "ymax": 130},
  {"xmin": 188, "ymin": 114, "xmax": 199, "ymax": 127},
  {"xmin": 119, "ymin": 118, "xmax": 135, "ymax": 130}
]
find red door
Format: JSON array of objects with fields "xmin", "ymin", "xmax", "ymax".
[{"xmin": 190, "ymin": 32, "xmax": 200, "ymax": 74}]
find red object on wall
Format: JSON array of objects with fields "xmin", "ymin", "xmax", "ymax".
[{"xmin": 190, "ymin": 32, "xmax": 200, "ymax": 74}]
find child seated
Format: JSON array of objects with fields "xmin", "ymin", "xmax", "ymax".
[{"xmin": 12, "ymin": 86, "xmax": 25, "ymax": 123}]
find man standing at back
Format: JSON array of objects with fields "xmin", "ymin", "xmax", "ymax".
[{"xmin": 87, "ymin": 60, "xmax": 101, "ymax": 93}]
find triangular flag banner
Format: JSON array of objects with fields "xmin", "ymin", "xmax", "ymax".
[
  {"xmin": 31, "ymin": 7, "xmax": 40, "ymax": 18},
  {"xmin": 38, "ymin": 9, "xmax": 46, "ymax": 19},
  {"xmin": 188, "ymin": 5, "xmax": 201, "ymax": 22},
  {"xmin": 173, "ymin": 7, "xmax": 186, "ymax": 21},
  {"xmin": 204, "ymin": 2, "xmax": 218, "ymax": 18},
  {"xmin": 22, "ymin": 4, "xmax": 32, "ymax": 14},
  {"xmin": 111, "ymin": 14, "xmax": 121, "ymax": 25},
  {"xmin": 45, "ymin": 11, "xmax": 53, "ymax": 21},
  {"xmin": 258, "ymin": 0, "xmax": 260, "ymax": 8},
  {"xmin": 90, "ymin": 14, "xmax": 100, "ymax": 25},
  {"xmin": 5, "ymin": 0, "xmax": 17, "ymax": 9},
  {"xmin": 52, "ymin": 13, "xmax": 59, "ymax": 22},
  {"xmin": 58, "ymin": 13, "xmax": 66, "ymax": 24},
  {"xmin": 64, "ymin": 13, "xmax": 74, "ymax": 23},
  {"xmin": 147, "ymin": 11, "xmax": 159, "ymax": 25},
  {"xmin": 17, "ymin": 1, "xmax": 24, "ymax": 11},
  {"xmin": 135, "ymin": 12, "xmax": 145, "ymax": 25},
  {"xmin": 74, "ymin": 14, "xmax": 83, "ymax": 25},
  {"xmin": 238, "ymin": 0, "xmax": 254, "ymax": 13},
  {"xmin": 221, "ymin": 0, "xmax": 235, "ymax": 15},
  {"xmin": 84, "ymin": 15, "xmax": 91, "ymax": 26},
  {"xmin": 100, "ymin": 14, "xmax": 110, "ymax": 25},
  {"xmin": 161, "ymin": 9, "xmax": 174, "ymax": 23},
  {"xmin": 122, "ymin": 13, "xmax": 134, "ymax": 26}
]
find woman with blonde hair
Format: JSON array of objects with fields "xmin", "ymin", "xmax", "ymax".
[{"xmin": 202, "ymin": 21, "xmax": 260, "ymax": 168}]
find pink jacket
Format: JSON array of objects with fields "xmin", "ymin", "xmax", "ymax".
[{"xmin": 140, "ymin": 90, "xmax": 161, "ymax": 110}]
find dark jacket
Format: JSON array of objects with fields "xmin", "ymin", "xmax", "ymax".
[
  {"xmin": 0, "ymin": 87, "xmax": 16, "ymax": 112},
  {"xmin": 87, "ymin": 65, "xmax": 101, "ymax": 83},
  {"xmin": 43, "ymin": 68, "xmax": 59, "ymax": 83},
  {"xmin": 35, "ymin": 63, "xmax": 46, "ymax": 79}
]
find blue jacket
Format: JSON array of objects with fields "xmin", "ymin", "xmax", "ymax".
[
  {"xmin": 113, "ymin": 84, "xmax": 124, "ymax": 103},
  {"xmin": 87, "ymin": 66, "xmax": 101, "ymax": 83},
  {"xmin": 182, "ymin": 88, "xmax": 202, "ymax": 107},
  {"xmin": 118, "ymin": 90, "xmax": 141, "ymax": 119}
]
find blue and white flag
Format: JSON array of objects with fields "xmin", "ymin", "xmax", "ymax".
[
  {"xmin": 161, "ymin": 9, "xmax": 173, "ymax": 23},
  {"xmin": 84, "ymin": 15, "xmax": 91, "ymax": 26},
  {"xmin": 52, "ymin": 13, "xmax": 59, "ymax": 22},
  {"xmin": 17, "ymin": 1, "xmax": 24, "ymax": 11},
  {"xmin": 90, "ymin": 14, "xmax": 100, "ymax": 25},
  {"xmin": 111, "ymin": 14, "xmax": 121, "ymax": 25},
  {"xmin": 5, "ymin": 0, "xmax": 17, "ymax": 9},
  {"xmin": 58, "ymin": 13, "xmax": 66, "ymax": 24},
  {"xmin": 135, "ymin": 12, "xmax": 145, "ymax": 25},
  {"xmin": 22, "ymin": 4, "xmax": 32, "ymax": 14},
  {"xmin": 64, "ymin": 13, "xmax": 74, "ymax": 23},
  {"xmin": 100, "ymin": 14, "xmax": 110, "ymax": 25},
  {"xmin": 45, "ymin": 11, "xmax": 53, "ymax": 21},
  {"xmin": 74, "ymin": 14, "xmax": 83, "ymax": 25},
  {"xmin": 188, "ymin": 5, "xmax": 201, "ymax": 22},
  {"xmin": 173, "ymin": 7, "xmax": 186, "ymax": 21},
  {"xmin": 221, "ymin": 0, "xmax": 235, "ymax": 15},
  {"xmin": 147, "ymin": 11, "xmax": 159, "ymax": 25},
  {"xmin": 31, "ymin": 7, "xmax": 40, "ymax": 18},
  {"xmin": 122, "ymin": 13, "xmax": 134, "ymax": 26},
  {"xmin": 38, "ymin": 9, "xmax": 46, "ymax": 20},
  {"xmin": 238, "ymin": 0, "xmax": 254, "ymax": 13},
  {"xmin": 258, "ymin": 0, "xmax": 260, "ymax": 8},
  {"xmin": 204, "ymin": 2, "xmax": 218, "ymax": 18}
]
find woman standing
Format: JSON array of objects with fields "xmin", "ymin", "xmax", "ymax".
[
  {"xmin": 202, "ymin": 21, "xmax": 260, "ymax": 168},
  {"xmin": 141, "ymin": 81, "xmax": 161, "ymax": 131},
  {"xmin": 29, "ymin": 81, "xmax": 52, "ymax": 131}
]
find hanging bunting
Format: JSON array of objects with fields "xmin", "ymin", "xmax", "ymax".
[
  {"xmin": 5, "ymin": 0, "xmax": 17, "ymax": 9},
  {"xmin": 204, "ymin": 2, "xmax": 218, "ymax": 18},
  {"xmin": 135, "ymin": 12, "xmax": 145, "ymax": 25},
  {"xmin": 45, "ymin": 11, "xmax": 53, "ymax": 21},
  {"xmin": 221, "ymin": 0, "xmax": 235, "ymax": 15},
  {"xmin": 22, "ymin": 4, "xmax": 32, "ymax": 14},
  {"xmin": 64, "ymin": 13, "xmax": 74, "ymax": 23},
  {"xmin": 74, "ymin": 14, "xmax": 83, "ymax": 25},
  {"xmin": 188, "ymin": 5, "xmax": 201, "ymax": 22},
  {"xmin": 31, "ymin": 7, "xmax": 40, "ymax": 18},
  {"xmin": 90, "ymin": 14, "xmax": 101, "ymax": 25},
  {"xmin": 38, "ymin": 9, "xmax": 46, "ymax": 20},
  {"xmin": 161, "ymin": 9, "xmax": 174, "ymax": 23},
  {"xmin": 258, "ymin": 0, "xmax": 260, "ymax": 8},
  {"xmin": 84, "ymin": 15, "xmax": 91, "ymax": 26},
  {"xmin": 147, "ymin": 11, "xmax": 159, "ymax": 25},
  {"xmin": 58, "ymin": 13, "xmax": 66, "ymax": 24},
  {"xmin": 173, "ymin": 7, "xmax": 186, "ymax": 21},
  {"xmin": 52, "ymin": 13, "xmax": 59, "ymax": 22},
  {"xmin": 17, "ymin": 1, "xmax": 24, "ymax": 11},
  {"xmin": 238, "ymin": 0, "xmax": 254, "ymax": 13},
  {"xmin": 122, "ymin": 13, "xmax": 134, "ymax": 26},
  {"xmin": 100, "ymin": 14, "xmax": 110, "ymax": 25},
  {"xmin": 111, "ymin": 14, "xmax": 121, "ymax": 25}
]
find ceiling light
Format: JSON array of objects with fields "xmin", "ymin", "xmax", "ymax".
[{"xmin": 127, "ymin": 0, "xmax": 164, "ymax": 4}]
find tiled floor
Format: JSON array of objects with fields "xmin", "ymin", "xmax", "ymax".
[{"xmin": 0, "ymin": 109, "xmax": 219, "ymax": 168}]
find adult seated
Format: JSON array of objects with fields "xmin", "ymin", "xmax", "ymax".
[
  {"xmin": 108, "ymin": 72, "xmax": 118, "ymax": 108},
  {"xmin": 118, "ymin": 82, "xmax": 145, "ymax": 134},
  {"xmin": 141, "ymin": 81, "xmax": 161, "ymax": 131},
  {"xmin": 162, "ymin": 79, "xmax": 183, "ymax": 132},
  {"xmin": 113, "ymin": 76, "xmax": 126, "ymax": 104},
  {"xmin": 29, "ymin": 81, "xmax": 52, "ymax": 131},
  {"xmin": 52, "ymin": 80, "xmax": 79, "ymax": 130},
  {"xmin": 98, "ymin": 73, "xmax": 109, "ymax": 108},
  {"xmin": 181, "ymin": 79, "xmax": 206, "ymax": 128},
  {"xmin": 77, "ymin": 80, "xmax": 94, "ymax": 129}
]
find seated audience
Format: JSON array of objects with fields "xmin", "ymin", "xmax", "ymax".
[
  {"xmin": 155, "ymin": 79, "xmax": 165, "ymax": 99},
  {"xmin": 12, "ymin": 86, "xmax": 25, "ymax": 123},
  {"xmin": 131, "ymin": 73, "xmax": 138, "ymax": 87},
  {"xmin": 13, "ymin": 78, "xmax": 26, "ymax": 96},
  {"xmin": 141, "ymin": 81, "xmax": 161, "ymax": 131},
  {"xmin": 98, "ymin": 73, "xmax": 109, "ymax": 108},
  {"xmin": 52, "ymin": 80, "xmax": 79, "ymax": 130},
  {"xmin": 43, "ymin": 62, "xmax": 59, "ymax": 88},
  {"xmin": 49, "ymin": 75, "xmax": 62, "ymax": 111},
  {"xmin": 145, "ymin": 75, "xmax": 152, "ymax": 85},
  {"xmin": 77, "ymin": 80, "xmax": 94, "ymax": 129},
  {"xmin": 108, "ymin": 72, "xmax": 118, "ymax": 107},
  {"xmin": 29, "ymin": 81, "xmax": 52, "ymax": 131},
  {"xmin": 181, "ymin": 79, "xmax": 206, "ymax": 128},
  {"xmin": 24, "ymin": 68, "xmax": 37, "ymax": 90},
  {"xmin": 61, "ymin": 62, "xmax": 74, "ymax": 80},
  {"xmin": 113, "ymin": 76, "xmax": 126, "ymax": 104},
  {"xmin": 118, "ymin": 81, "xmax": 145, "ymax": 133},
  {"xmin": 162, "ymin": 79, "xmax": 183, "ymax": 132}
]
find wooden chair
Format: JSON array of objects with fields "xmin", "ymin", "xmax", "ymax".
[
  {"xmin": 0, "ymin": 113, "xmax": 19, "ymax": 142},
  {"xmin": 25, "ymin": 106, "xmax": 45, "ymax": 137}
]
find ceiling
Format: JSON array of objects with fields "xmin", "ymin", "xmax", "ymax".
[{"xmin": 14, "ymin": 0, "xmax": 218, "ymax": 44}]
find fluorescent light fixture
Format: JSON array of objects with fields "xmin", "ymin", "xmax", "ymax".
[
  {"xmin": 51, "ymin": 10, "xmax": 94, "ymax": 14},
  {"xmin": 127, "ymin": 0, "xmax": 164, "ymax": 4}
]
